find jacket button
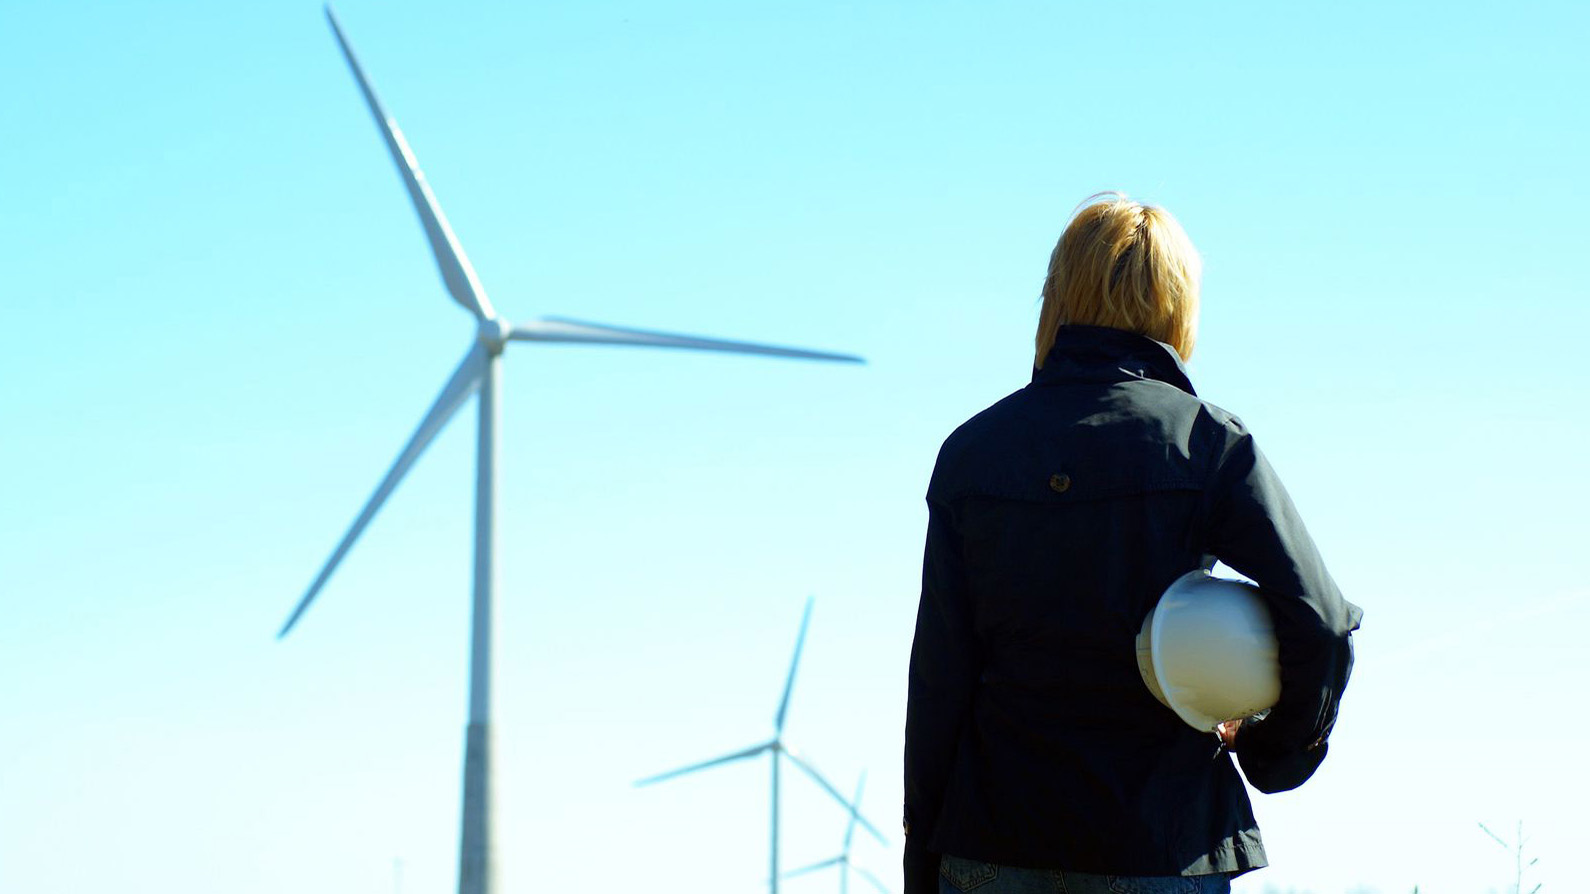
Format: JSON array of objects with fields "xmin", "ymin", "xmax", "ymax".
[{"xmin": 1049, "ymin": 473, "xmax": 1071, "ymax": 493}]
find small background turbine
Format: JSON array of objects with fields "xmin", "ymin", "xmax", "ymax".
[
  {"xmin": 782, "ymin": 772, "xmax": 892, "ymax": 894},
  {"xmin": 636, "ymin": 598, "xmax": 887, "ymax": 893}
]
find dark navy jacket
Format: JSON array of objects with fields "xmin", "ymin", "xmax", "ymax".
[{"xmin": 903, "ymin": 326, "xmax": 1362, "ymax": 891}]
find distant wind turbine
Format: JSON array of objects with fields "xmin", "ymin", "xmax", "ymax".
[
  {"xmin": 635, "ymin": 598, "xmax": 887, "ymax": 894},
  {"xmin": 277, "ymin": 10, "xmax": 864, "ymax": 894},
  {"xmin": 782, "ymin": 772, "xmax": 891, "ymax": 894}
]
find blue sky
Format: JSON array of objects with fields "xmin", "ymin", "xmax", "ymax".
[{"xmin": 3, "ymin": 2, "xmax": 1586, "ymax": 892}]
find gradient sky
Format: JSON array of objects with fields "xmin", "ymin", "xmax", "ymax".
[{"xmin": 3, "ymin": 2, "xmax": 1586, "ymax": 893}]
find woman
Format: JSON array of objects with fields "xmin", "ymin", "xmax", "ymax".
[{"xmin": 904, "ymin": 194, "xmax": 1361, "ymax": 894}]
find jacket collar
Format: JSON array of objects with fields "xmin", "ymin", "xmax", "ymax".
[{"xmin": 1031, "ymin": 325, "xmax": 1196, "ymax": 396}]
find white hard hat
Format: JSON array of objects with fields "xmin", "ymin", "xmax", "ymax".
[{"xmin": 1135, "ymin": 570, "xmax": 1281, "ymax": 732}]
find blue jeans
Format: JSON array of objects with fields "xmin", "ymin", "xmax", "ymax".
[{"xmin": 939, "ymin": 854, "xmax": 1232, "ymax": 894}]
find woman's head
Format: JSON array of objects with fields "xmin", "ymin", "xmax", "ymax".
[{"xmin": 1034, "ymin": 193, "xmax": 1202, "ymax": 367}]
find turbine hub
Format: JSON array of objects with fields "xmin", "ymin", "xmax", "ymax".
[{"xmin": 478, "ymin": 317, "xmax": 511, "ymax": 355}]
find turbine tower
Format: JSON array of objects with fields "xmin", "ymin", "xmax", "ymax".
[
  {"xmin": 278, "ymin": 10, "xmax": 863, "ymax": 894},
  {"xmin": 782, "ymin": 773, "xmax": 891, "ymax": 894},
  {"xmin": 635, "ymin": 598, "xmax": 886, "ymax": 894}
]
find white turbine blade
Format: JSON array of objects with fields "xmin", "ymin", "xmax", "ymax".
[
  {"xmin": 324, "ymin": 7, "xmax": 496, "ymax": 321},
  {"xmin": 782, "ymin": 747, "xmax": 888, "ymax": 845},
  {"xmin": 774, "ymin": 597, "xmax": 814, "ymax": 734},
  {"xmin": 277, "ymin": 343, "xmax": 487, "ymax": 638},
  {"xmin": 508, "ymin": 317, "xmax": 865, "ymax": 364},
  {"xmin": 843, "ymin": 771, "xmax": 868, "ymax": 850},
  {"xmin": 853, "ymin": 866, "xmax": 891, "ymax": 894},
  {"xmin": 633, "ymin": 741, "xmax": 773, "ymax": 787},
  {"xmin": 780, "ymin": 856, "xmax": 843, "ymax": 879}
]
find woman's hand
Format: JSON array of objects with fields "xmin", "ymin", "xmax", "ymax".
[{"xmin": 1216, "ymin": 718, "xmax": 1242, "ymax": 749}]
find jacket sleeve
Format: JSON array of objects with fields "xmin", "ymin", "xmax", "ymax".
[
  {"xmin": 1204, "ymin": 423, "xmax": 1363, "ymax": 793},
  {"xmin": 903, "ymin": 493, "xmax": 980, "ymax": 894}
]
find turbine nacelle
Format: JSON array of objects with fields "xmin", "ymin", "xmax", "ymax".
[{"xmin": 477, "ymin": 316, "xmax": 512, "ymax": 355}]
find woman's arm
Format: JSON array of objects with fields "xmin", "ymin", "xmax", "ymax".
[
  {"xmin": 903, "ymin": 494, "xmax": 981, "ymax": 894},
  {"xmin": 1205, "ymin": 425, "xmax": 1363, "ymax": 793}
]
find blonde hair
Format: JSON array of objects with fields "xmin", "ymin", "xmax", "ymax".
[{"xmin": 1034, "ymin": 192, "xmax": 1202, "ymax": 367}]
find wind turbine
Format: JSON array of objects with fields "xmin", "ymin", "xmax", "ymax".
[
  {"xmin": 781, "ymin": 773, "xmax": 891, "ymax": 894},
  {"xmin": 277, "ymin": 10, "xmax": 864, "ymax": 894},
  {"xmin": 635, "ymin": 598, "xmax": 887, "ymax": 894}
]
